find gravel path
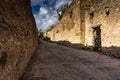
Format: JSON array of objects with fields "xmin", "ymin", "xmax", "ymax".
[{"xmin": 21, "ymin": 40, "xmax": 120, "ymax": 80}]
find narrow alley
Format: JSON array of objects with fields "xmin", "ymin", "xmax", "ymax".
[{"xmin": 22, "ymin": 40, "xmax": 120, "ymax": 80}]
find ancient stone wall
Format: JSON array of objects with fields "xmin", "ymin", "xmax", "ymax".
[
  {"xmin": 85, "ymin": 0, "xmax": 120, "ymax": 57},
  {"xmin": 46, "ymin": 0, "xmax": 81, "ymax": 46},
  {"xmin": 46, "ymin": 0, "xmax": 120, "ymax": 57},
  {"xmin": 0, "ymin": 0, "xmax": 38, "ymax": 80}
]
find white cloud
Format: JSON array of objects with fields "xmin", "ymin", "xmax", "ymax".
[
  {"xmin": 34, "ymin": 7, "xmax": 58, "ymax": 31},
  {"xmin": 55, "ymin": 0, "xmax": 72, "ymax": 9},
  {"xmin": 39, "ymin": 7, "xmax": 48, "ymax": 15},
  {"xmin": 55, "ymin": 1, "xmax": 67, "ymax": 9},
  {"xmin": 31, "ymin": 0, "xmax": 73, "ymax": 31}
]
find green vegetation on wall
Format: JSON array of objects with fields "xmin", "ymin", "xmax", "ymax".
[{"xmin": 57, "ymin": 6, "xmax": 66, "ymax": 20}]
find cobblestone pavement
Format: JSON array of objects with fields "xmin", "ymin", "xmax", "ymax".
[{"xmin": 22, "ymin": 40, "xmax": 120, "ymax": 80}]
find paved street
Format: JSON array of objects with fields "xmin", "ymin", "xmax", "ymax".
[{"xmin": 22, "ymin": 40, "xmax": 120, "ymax": 80}]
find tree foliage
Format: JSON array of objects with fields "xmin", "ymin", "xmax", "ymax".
[
  {"xmin": 57, "ymin": 6, "xmax": 66, "ymax": 20},
  {"xmin": 38, "ymin": 29, "xmax": 44, "ymax": 38}
]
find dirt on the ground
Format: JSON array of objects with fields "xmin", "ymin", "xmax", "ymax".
[{"xmin": 21, "ymin": 40, "xmax": 120, "ymax": 80}]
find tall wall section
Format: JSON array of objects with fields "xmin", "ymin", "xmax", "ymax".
[
  {"xmin": 0, "ymin": 0, "xmax": 38, "ymax": 80},
  {"xmin": 84, "ymin": 0, "xmax": 120, "ymax": 57},
  {"xmin": 46, "ymin": 0, "xmax": 81, "ymax": 45}
]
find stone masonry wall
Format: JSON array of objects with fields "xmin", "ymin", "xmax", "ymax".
[
  {"xmin": 85, "ymin": 0, "xmax": 120, "ymax": 57},
  {"xmin": 46, "ymin": 0, "xmax": 120, "ymax": 57},
  {"xmin": 0, "ymin": 0, "xmax": 38, "ymax": 80},
  {"xmin": 46, "ymin": 0, "xmax": 81, "ymax": 47}
]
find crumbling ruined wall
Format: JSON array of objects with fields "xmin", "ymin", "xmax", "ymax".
[
  {"xmin": 46, "ymin": 0, "xmax": 120, "ymax": 57},
  {"xmin": 46, "ymin": 0, "xmax": 81, "ymax": 46},
  {"xmin": 0, "ymin": 0, "xmax": 38, "ymax": 80},
  {"xmin": 85, "ymin": 0, "xmax": 120, "ymax": 57}
]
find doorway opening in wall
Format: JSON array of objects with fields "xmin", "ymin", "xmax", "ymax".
[{"xmin": 93, "ymin": 25, "xmax": 101, "ymax": 51}]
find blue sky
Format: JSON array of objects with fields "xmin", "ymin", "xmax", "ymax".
[{"xmin": 31, "ymin": 0, "xmax": 72, "ymax": 31}]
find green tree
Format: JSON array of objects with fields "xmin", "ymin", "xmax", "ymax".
[
  {"xmin": 38, "ymin": 29, "xmax": 44, "ymax": 38},
  {"xmin": 57, "ymin": 6, "xmax": 66, "ymax": 20}
]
